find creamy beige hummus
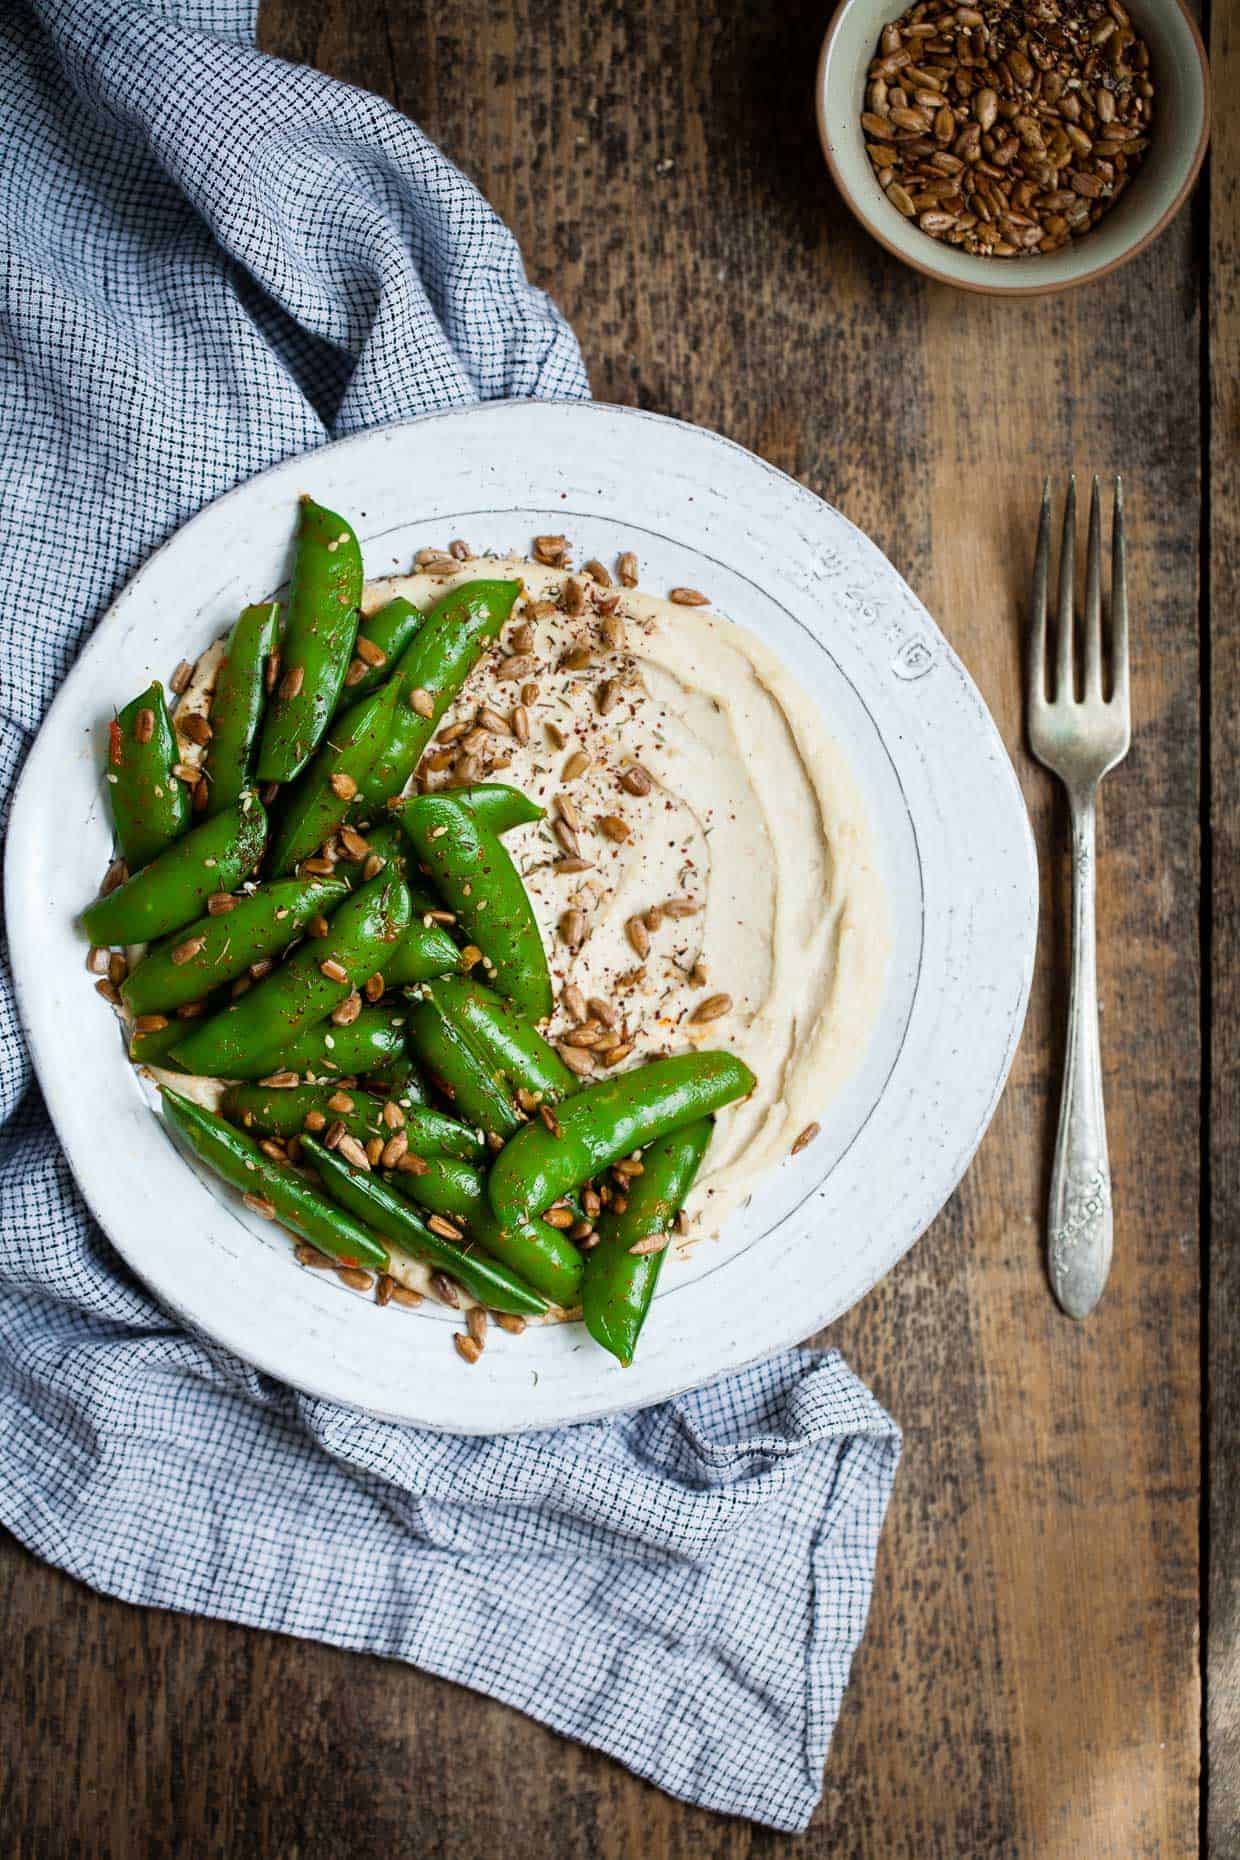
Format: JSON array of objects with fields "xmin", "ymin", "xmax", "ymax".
[{"xmin": 363, "ymin": 555, "xmax": 889, "ymax": 1238}]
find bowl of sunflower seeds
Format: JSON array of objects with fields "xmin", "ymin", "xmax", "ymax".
[{"xmin": 816, "ymin": 0, "xmax": 1209, "ymax": 293}]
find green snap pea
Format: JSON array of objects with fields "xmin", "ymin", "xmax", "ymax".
[
  {"xmin": 426, "ymin": 975, "xmax": 574, "ymax": 1104},
  {"xmin": 449, "ymin": 782, "xmax": 544, "ymax": 836},
  {"xmin": 391, "ymin": 1106, "xmax": 484, "ymax": 1160},
  {"xmin": 333, "ymin": 597, "xmax": 422, "ymax": 710},
  {"xmin": 399, "ymin": 790, "xmax": 552, "ymax": 1020},
  {"xmin": 267, "ymin": 677, "xmax": 400, "ymax": 875},
  {"xmin": 303, "ymin": 1138, "xmax": 546, "ymax": 1317},
  {"xmin": 383, "ymin": 1154, "xmax": 485, "ymax": 1222},
  {"xmin": 359, "ymin": 580, "xmax": 520, "ymax": 808},
  {"xmin": 256, "ymin": 499, "xmax": 363, "ymax": 783},
  {"xmin": 121, "ymin": 875, "xmax": 348, "ymax": 1017},
  {"xmin": 282, "ymin": 1007, "xmax": 410, "ymax": 1082},
  {"xmin": 105, "ymin": 681, "xmax": 190, "ymax": 871},
  {"xmin": 405, "ymin": 987, "xmax": 521, "ymax": 1137},
  {"xmin": 223, "ymin": 1082, "xmax": 483, "ymax": 1160},
  {"xmin": 450, "ymin": 1198, "xmax": 584, "ymax": 1309},
  {"xmin": 222, "ymin": 1082, "xmax": 387, "ymax": 1146},
  {"xmin": 383, "ymin": 893, "xmax": 463, "ymax": 989},
  {"xmin": 161, "ymin": 1088, "xmax": 389, "ymax": 1272},
  {"xmin": 81, "ymin": 793, "xmax": 266, "ymax": 947},
  {"xmin": 583, "ymin": 1119, "xmax": 713, "ymax": 1366},
  {"xmin": 170, "ymin": 875, "xmax": 411, "ymax": 1077},
  {"xmin": 487, "ymin": 1052, "xmax": 756, "ymax": 1227},
  {"xmin": 204, "ymin": 601, "xmax": 280, "ymax": 816}
]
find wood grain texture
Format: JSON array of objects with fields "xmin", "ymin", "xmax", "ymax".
[
  {"xmin": 0, "ymin": 1, "xmax": 1209, "ymax": 1855},
  {"xmin": 1209, "ymin": 0, "xmax": 1239, "ymax": 1853}
]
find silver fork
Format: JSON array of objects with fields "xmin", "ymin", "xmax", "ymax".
[{"xmin": 1027, "ymin": 475, "xmax": 1130, "ymax": 1319}]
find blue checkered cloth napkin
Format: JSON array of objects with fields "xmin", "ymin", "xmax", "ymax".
[{"xmin": 0, "ymin": 0, "xmax": 900, "ymax": 1830}]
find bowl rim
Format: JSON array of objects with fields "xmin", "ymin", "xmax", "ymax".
[{"xmin": 815, "ymin": 0, "xmax": 1211, "ymax": 297}]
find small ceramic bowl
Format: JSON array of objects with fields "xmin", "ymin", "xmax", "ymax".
[{"xmin": 816, "ymin": 0, "xmax": 1209, "ymax": 295}]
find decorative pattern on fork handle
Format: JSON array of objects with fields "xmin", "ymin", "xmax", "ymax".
[{"xmin": 1047, "ymin": 797, "xmax": 1113, "ymax": 1316}]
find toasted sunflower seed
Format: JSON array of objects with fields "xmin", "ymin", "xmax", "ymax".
[
  {"xmin": 337, "ymin": 1133, "xmax": 371, "ymax": 1171},
  {"xmin": 337, "ymin": 1266, "xmax": 375, "ymax": 1291},
  {"xmin": 331, "ymin": 990, "xmax": 363, "ymax": 1027},
  {"xmin": 466, "ymin": 1305, "xmax": 489, "ymax": 1345},
  {"xmin": 557, "ymin": 1044, "xmax": 596, "ymax": 1077},
  {"xmin": 564, "ymin": 982, "xmax": 588, "ymax": 1022}
]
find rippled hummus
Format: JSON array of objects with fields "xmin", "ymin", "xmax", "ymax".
[{"xmin": 364, "ymin": 554, "xmax": 889, "ymax": 1237}]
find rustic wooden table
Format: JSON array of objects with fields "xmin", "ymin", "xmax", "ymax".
[{"xmin": 4, "ymin": 2, "xmax": 1231, "ymax": 1855}]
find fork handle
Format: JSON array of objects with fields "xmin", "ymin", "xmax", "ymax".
[{"xmin": 1048, "ymin": 790, "xmax": 1113, "ymax": 1318}]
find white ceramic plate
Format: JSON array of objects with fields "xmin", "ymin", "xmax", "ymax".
[{"xmin": 7, "ymin": 401, "xmax": 1036, "ymax": 1432}]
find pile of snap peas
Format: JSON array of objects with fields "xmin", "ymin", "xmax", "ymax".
[{"xmin": 82, "ymin": 497, "xmax": 755, "ymax": 1367}]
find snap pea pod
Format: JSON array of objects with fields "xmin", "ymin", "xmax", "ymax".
[
  {"xmin": 332, "ymin": 597, "xmax": 422, "ymax": 710},
  {"xmin": 223, "ymin": 1081, "xmax": 385, "ymax": 1146},
  {"xmin": 282, "ymin": 1007, "xmax": 410, "ymax": 1082},
  {"xmin": 447, "ymin": 1197, "xmax": 584, "ymax": 1309},
  {"xmin": 121, "ymin": 875, "xmax": 348, "ymax": 1016},
  {"xmin": 204, "ymin": 601, "xmax": 280, "ymax": 816},
  {"xmin": 222, "ymin": 1082, "xmax": 483, "ymax": 1159},
  {"xmin": 161, "ymin": 1088, "xmax": 389, "ymax": 1272},
  {"xmin": 359, "ymin": 580, "xmax": 521, "ymax": 807},
  {"xmin": 343, "ymin": 788, "xmax": 537, "ymax": 888},
  {"xmin": 427, "ymin": 975, "xmax": 574, "ymax": 1104},
  {"xmin": 106, "ymin": 680, "xmax": 190, "ymax": 870},
  {"xmin": 399, "ymin": 790, "xmax": 552, "ymax": 1020},
  {"xmin": 384, "ymin": 1106, "xmax": 482, "ymax": 1160},
  {"xmin": 170, "ymin": 875, "xmax": 410, "ymax": 1077},
  {"xmin": 405, "ymin": 987, "xmax": 521, "ymax": 1137},
  {"xmin": 488, "ymin": 1052, "xmax": 756, "ymax": 1226},
  {"xmin": 256, "ymin": 499, "xmax": 363, "ymax": 783},
  {"xmin": 383, "ymin": 893, "xmax": 462, "ymax": 989},
  {"xmin": 81, "ymin": 793, "xmax": 266, "ymax": 946},
  {"xmin": 442, "ymin": 782, "xmax": 544, "ymax": 836},
  {"xmin": 582, "ymin": 1119, "xmax": 713, "ymax": 1366},
  {"xmin": 267, "ymin": 677, "xmax": 400, "ymax": 876},
  {"xmin": 302, "ymin": 1137, "xmax": 546, "ymax": 1317},
  {"xmin": 383, "ymin": 1154, "xmax": 485, "ymax": 1222}
]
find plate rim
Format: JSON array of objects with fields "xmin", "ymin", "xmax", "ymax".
[{"xmin": 6, "ymin": 398, "xmax": 1037, "ymax": 1430}]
